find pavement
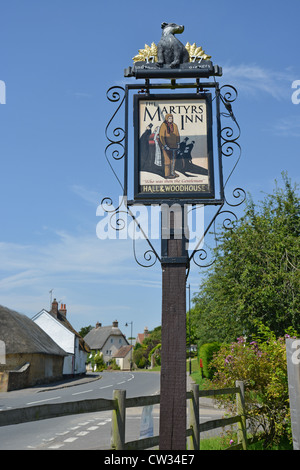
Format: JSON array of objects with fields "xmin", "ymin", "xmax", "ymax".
[{"xmin": 34, "ymin": 372, "xmax": 102, "ymax": 393}]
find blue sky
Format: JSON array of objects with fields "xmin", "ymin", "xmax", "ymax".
[{"xmin": 0, "ymin": 0, "xmax": 299, "ymax": 339}]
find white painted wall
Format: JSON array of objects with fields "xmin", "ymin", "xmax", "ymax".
[
  {"xmin": 102, "ymin": 335, "xmax": 128, "ymax": 364},
  {"xmin": 32, "ymin": 310, "xmax": 87, "ymax": 375},
  {"xmin": 33, "ymin": 311, "xmax": 74, "ymax": 353}
]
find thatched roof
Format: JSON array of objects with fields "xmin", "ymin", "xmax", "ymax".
[
  {"xmin": 84, "ymin": 323, "xmax": 128, "ymax": 350},
  {"xmin": 0, "ymin": 305, "xmax": 67, "ymax": 356}
]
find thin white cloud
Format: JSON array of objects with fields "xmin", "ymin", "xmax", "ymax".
[
  {"xmin": 222, "ymin": 63, "xmax": 294, "ymax": 100},
  {"xmin": 0, "ymin": 233, "xmax": 129, "ymax": 285},
  {"xmin": 0, "ymin": 229, "xmax": 162, "ymax": 328},
  {"xmin": 0, "ymin": 229, "xmax": 162, "ymax": 294},
  {"xmin": 70, "ymin": 184, "xmax": 100, "ymax": 206},
  {"xmin": 268, "ymin": 115, "xmax": 300, "ymax": 137}
]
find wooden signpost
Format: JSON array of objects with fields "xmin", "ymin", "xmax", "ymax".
[{"xmin": 103, "ymin": 21, "xmax": 242, "ymax": 450}]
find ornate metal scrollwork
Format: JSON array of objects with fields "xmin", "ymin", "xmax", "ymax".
[
  {"xmin": 102, "ymin": 86, "xmax": 160, "ymax": 267},
  {"xmin": 105, "ymin": 86, "xmax": 126, "ymax": 191},
  {"xmin": 189, "ymin": 83, "xmax": 245, "ymax": 270},
  {"xmin": 102, "ymin": 81, "xmax": 244, "ymax": 272}
]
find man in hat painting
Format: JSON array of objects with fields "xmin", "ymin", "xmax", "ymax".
[{"xmin": 159, "ymin": 114, "xmax": 180, "ymax": 178}]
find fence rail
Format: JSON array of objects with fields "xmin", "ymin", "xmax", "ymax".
[{"xmin": 0, "ymin": 380, "xmax": 247, "ymax": 450}]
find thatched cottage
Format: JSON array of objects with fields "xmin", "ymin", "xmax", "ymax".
[
  {"xmin": 84, "ymin": 320, "xmax": 129, "ymax": 367},
  {"xmin": 0, "ymin": 305, "xmax": 66, "ymax": 391}
]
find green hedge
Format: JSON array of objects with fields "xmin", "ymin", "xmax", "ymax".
[{"xmin": 198, "ymin": 342, "xmax": 222, "ymax": 379}]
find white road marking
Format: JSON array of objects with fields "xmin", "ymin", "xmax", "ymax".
[
  {"xmin": 72, "ymin": 389, "xmax": 93, "ymax": 396},
  {"xmin": 26, "ymin": 396, "xmax": 61, "ymax": 405},
  {"xmin": 48, "ymin": 443, "xmax": 65, "ymax": 449},
  {"xmin": 64, "ymin": 437, "xmax": 78, "ymax": 443}
]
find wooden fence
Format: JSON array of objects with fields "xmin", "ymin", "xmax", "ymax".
[{"xmin": 0, "ymin": 380, "xmax": 247, "ymax": 450}]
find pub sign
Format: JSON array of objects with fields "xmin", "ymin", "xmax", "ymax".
[{"xmin": 133, "ymin": 93, "xmax": 214, "ymax": 202}]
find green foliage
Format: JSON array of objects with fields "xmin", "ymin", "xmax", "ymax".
[
  {"xmin": 87, "ymin": 350, "xmax": 106, "ymax": 371},
  {"xmin": 210, "ymin": 322, "xmax": 298, "ymax": 448},
  {"xmin": 133, "ymin": 344, "xmax": 148, "ymax": 368},
  {"xmin": 198, "ymin": 342, "xmax": 222, "ymax": 379},
  {"xmin": 107, "ymin": 358, "xmax": 120, "ymax": 370},
  {"xmin": 133, "ymin": 326, "xmax": 162, "ymax": 369},
  {"xmin": 148, "ymin": 343, "xmax": 161, "ymax": 366},
  {"xmin": 192, "ymin": 174, "xmax": 300, "ymax": 343},
  {"xmin": 79, "ymin": 325, "xmax": 93, "ymax": 338}
]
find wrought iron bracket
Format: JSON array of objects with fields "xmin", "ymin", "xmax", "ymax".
[{"xmin": 102, "ymin": 78, "xmax": 244, "ymax": 272}]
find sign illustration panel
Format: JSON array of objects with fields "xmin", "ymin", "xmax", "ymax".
[{"xmin": 133, "ymin": 93, "xmax": 214, "ymax": 201}]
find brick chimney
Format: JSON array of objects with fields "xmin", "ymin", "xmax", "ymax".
[
  {"xmin": 96, "ymin": 321, "xmax": 102, "ymax": 328},
  {"xmin": 144, "ymin": 327, "xmax": 149, "ymax": 338},
  {"xmin": 59, "ymin": 303, "xmax": 67, "ymax": 317},
  {"xmin": 112, "ymin": 320, "xmax": 118, "ymax": 328},
  {"xmin": 51, "ymin": 298, "xmax": 58, "ymax": 318}
]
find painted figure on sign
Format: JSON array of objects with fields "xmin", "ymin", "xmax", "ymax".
[{"xmin": 159, "ymin": 114, "xmax": 180, "ymax": 179}]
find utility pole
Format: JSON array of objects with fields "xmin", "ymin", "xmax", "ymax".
[{"xmin": 49, "ymin": 289, "xmax": 53, "ymax": 309}]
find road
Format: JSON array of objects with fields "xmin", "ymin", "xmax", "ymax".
[{"xmin": 0, "ymin": 371, "xmax": 225, "ymax": 450}]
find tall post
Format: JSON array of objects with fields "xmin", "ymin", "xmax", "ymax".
[
  {"xmin": 111, "ymin": 389, "xmax": 126, "ymax": 450},
  {"xmin": 188, "ymin": 383, "xmax": 200, "ymax": 450},
  {"xmin": 236, "ymin": 380, "xmax": 247, "ymax": 450},
  {"xmin": 159, "ymin": 205, "xmax": 189, "ymax": 450}
]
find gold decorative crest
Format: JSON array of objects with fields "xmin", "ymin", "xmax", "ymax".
[
  {"xmin": 132, "ymin": 43, "xmax": 158, "ymax": 63},
  {"xmin": 132, "ymin": 42, "xmax": 211, "ymax": 63},
  {"xmin": 185, "ymin": 42, "xmax": 211, "ymax": 61}
]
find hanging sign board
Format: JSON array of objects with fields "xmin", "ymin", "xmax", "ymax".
[{"xmin": 133, "ymin": 93, "xmax": 214, "ymax": 203}]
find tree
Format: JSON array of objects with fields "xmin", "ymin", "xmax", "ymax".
[
  {"xmin": 193, "ymin": 174, "xmax": 300, "ymax": 344},
  {"xmin": 79, "ymin": 325, "xmax": 93, "ymax": 338},
  {"xmin": 133, "ymin": 326, "xmax": 162, "ymax": 368}
]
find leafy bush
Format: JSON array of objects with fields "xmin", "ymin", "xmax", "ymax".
[
  {"xmin": 133, "ymin": 326, "xmax": 162, "ymax": 369},
  {"xmin": 210, "ymin": 323, "xmax": 298, "ymax": 448},
  {"xmin": 133, "ymin": 345, "xmax": 148, "ymax": 368},
  {"xmin": 107, "ymin": 358, "xmax": 120, "ymax": 370},
  {"xmin": 87, "ymin": 351, "xmax": 106, "ymax": 371},
  {"xmin": 94, "ymin": 352, "xmax": 105, "ymax": 371},
  {"xmin": 198, "ymin": 342, "xmax": 222, "ymax": 379}
]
